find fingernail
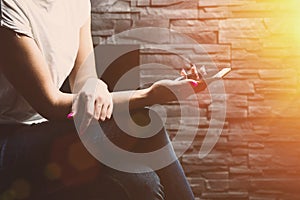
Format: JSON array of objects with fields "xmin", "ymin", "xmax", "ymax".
[
  {"xmin": 191, "ymin": 66, "xmax": 200, "ymax": 79},
  {"xmin": 180, "ymin": 69, "xmax": 187, "ymax": 76},
  {"xmin": 189, "ymin": 80, "xmax": 198, "ymax": 87},
  {"xmin": 200, "ymin": 65, "xmax": 207, "ymax": 75},
  {"xmin": 191, "ymin": 66, "xmax": 196, "ymax": 72},
  {"xmin": 67, "ymin": 112, "xmax": 75, "ymax": 119}
]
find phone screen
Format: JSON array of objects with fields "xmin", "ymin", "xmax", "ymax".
[{"xmin": 212, "ymin": 68, "xmax": 231, "ymax": 79}]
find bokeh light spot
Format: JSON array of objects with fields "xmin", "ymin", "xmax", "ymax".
[
  {"xmin": 44, "ymin": 162, "xmax": 62, "ymax": 181},
  {"xmin": 11, "ymin": 179, "xmax": 31, "ymax": 199},
  {"xmin": 68, "ymin": 142, "xmax": 97, "ymax": 171},
  {"xmin": 0, "ymin": 189, "xmax": 16, "ymax": 200}
]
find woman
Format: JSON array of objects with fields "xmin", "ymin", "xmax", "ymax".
[{"xmin": 0, "ymin": 0, "xmax": 207, "ymax": 199}]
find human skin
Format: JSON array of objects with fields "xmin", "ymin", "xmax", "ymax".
[{"xmin": 0, "ymin": 17, "xmax": 208, "ymax": 129}]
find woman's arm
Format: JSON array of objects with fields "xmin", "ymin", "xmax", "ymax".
[
  {"xmin": 0, "ymin": 27, "xmax": 73, "ymax": 120},
  {"xmin": 111, "ymin": 79, "xmax": 205, "ymax": 112},
  {"xmin": 69, "ymin": 17, "xmax": 98, "ymax": 92},
  {"xmin": 0, "ymin": 19, "xmax": 153, "ymax": 125},
  {"xmin": 68, "ymin": 17, "xmax": 113, "ymax": 134},
  {"xmin": 0, "ymin": 20, "xmax": 205, "ymax": 126}
]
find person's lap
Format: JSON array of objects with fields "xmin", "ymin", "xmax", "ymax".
[{"xmin": 0, "ymin": 108, "xmax": 194, "ymax": 200}]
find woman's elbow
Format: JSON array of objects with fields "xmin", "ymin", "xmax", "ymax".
[{"xmin": 31, "ymin": 92, "xmax": 73, "ymax": 121}]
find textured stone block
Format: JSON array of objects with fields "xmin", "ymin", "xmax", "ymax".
[
  {"xmin": 140, "ymin": 8, "xmax": 198, "ymax": 19},
  {"xmin": 206, "ymin": 2, "xmax": 280, "ymax": 19},
  {"xmin": 187, "ymin": 32, "xmax": 218, "ymax": 44},
  {"xmin": 231, "ymin": 59, "xmax": 283, "ymax": 69},
  {"xmin": 258, "ymin": 69, "xmax": 296, "ymax": 79},
  {"xmin": 182, "ymin": 153, "xmax": 247, "ymax": 166},
  {"xmin": 209, "ymin": 102, "xmax": 248, "ymax": 119},
  {"xmin": 94, "ymin": 13, "xmax": 133, "ymax": 19},
  {"xmin": 202, "ymin": 171, "xmax": 229, "ymax": 179},
  {"xmin": 201, "ymin": 191, "xmax": 248, "ymax": 199},
  {"xmin": 133, "ymin": 19, "xmax": 169, "ymax": 28},
  {"xmin": 224, "ymin": 80, "xmax": 255, "ymax": 94},
  {"xmin": 229, "ymin": 179, "xmax": 250, "ymax": 190},
  {"xmin": 199, "ymin": 0, "xmax": 255, "ymax": 7},
  {"xmin": 92, "ymin": 29, "xmax": 115, "ymax": 36},
  {"xmin": 171, "ymin": 20, "xmax": 219, "ymax": 32},
  {"xmin": 137, "ymin": 0, "xmax": 150, "ymax": 6},
  {"xmin": 219, "ymin": 36, "xmax": 262, "ymax": 50},
  {"xmin": 232, "ymin": 50, "xmax": 258, "ymax": 61},
  {"xmin": 206, "ymin": 179, "xmax": 229, "ymax": 192},
  {"xmin": 221, "ymin": 30, "xmax": 269, "ymax": 40},
  {"xmin": 152, "ymin": 0, "xmax": 198, "ymax": 8},
  {"xmin": 188, "ymin": 178, "xmax": 206, "ymax": 196},
  {"xmin": 115, "ymin": 19, "xmax": 132, "ymax": 33},
  {"xmin": 230, "ymin": 166, "xmax": 263, "ymax": 176},
  {"xmin": 248, "ymin": 106, "xmax": 272, "ymax": 118},
  {"xmin": 140, "ymin": 54, "xmax": 187, "ymax": 69},
  {"xmin": 91, "ymin": 15, "xmax": 115, "ymax": 31},
  {"xmin": 250, "ymin": 179, "xmax": 300, "ymax": 192},
  {"xmin": 219, "ymin": 19, "xmax": 266, "ymax": 30},
  {"xmin": 199, "ymin": 7, "xmax": 231, "ymax": 19}
]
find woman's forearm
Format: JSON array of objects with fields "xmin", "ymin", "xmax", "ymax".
[
  {"xmin": 50, "ymin": 87, "xmax": 152, "ymax": 120},
  {"xmin": 111, "ymin": 78, "xmax": 209, "ymax": 113},
  {"xmin": 48, "ymin": 92, "xmax": 74, "ymax": 120},
  {"xmin": 111, "ymin": 88, "xmax": 152, "ymax": 112}
]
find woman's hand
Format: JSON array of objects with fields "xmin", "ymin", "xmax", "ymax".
[
  {"xmin": 147, "ymin": 65, "xmax": 218, "ymax": 104},
  {"xmin": 72, "ymin": 78, "xmax": 113, "ymax": 134},
  {"xmin": 148, "ymin": 79, "xmax": 206, "ymax": 104}
]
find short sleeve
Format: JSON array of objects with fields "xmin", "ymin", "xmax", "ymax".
[
  {"xmin": 78, "ymin": 0, "xmax": 91, "ymax": 27},
  {"xmin": 0, "ymin": 0, "xmax": 33, "ymax": 38}
]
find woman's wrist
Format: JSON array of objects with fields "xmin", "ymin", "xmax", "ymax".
[
  {"xmin": 111, "ymin": 87, "xmax": 152, "ymax": 112},
  {"xmin": 138, "ymin": 87, "xmax": 152, "ymax": 106}
]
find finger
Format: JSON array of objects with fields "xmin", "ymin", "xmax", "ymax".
[
  {"xmin": 71, "ymin": 95, "xmax": 79, "ymax": 115},
  {"xmin": 183, "ymin": 79, "xmax": 207, "ymax": 93},
  {"xmin": 100, "ymin": 103, "xmax": 108, "ymax": 121},
  {"xmin": 94, "ymin": 101, "xmax": 102, "ymax": 120},
  {"xmin": 190, "ymin": 79, "xmax": 207, "ymax": 93},
  {"xmin": 79, "ymin": 93, "xmax": 94, "ymax": 135},
  {"xmin": 180, "ymin": 68, "xmax": 188, "ymax": 79},
  {"xmin": 106, "ymin": 102, "xmax": 113, "ymax": 119},
  {"xmin": 183, "ymin": 79, "xmax": 199, "ymax": 88},
  {"xmin": 199, "ymin": 65, "xmax": 207, "ymax": 76},
  {"xmin": 67, "ymin": 112, "xmax": 75, "ymax": 119},
  {"xmin": 191, "ymin": 65, "xmax": 200, "ymax": 80}
]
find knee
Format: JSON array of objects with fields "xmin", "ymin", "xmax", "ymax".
[
  {"xmin": 135, "ymin": 171, "xmax": 165, "ymax": 200},
  {"xmin": 119, "ymin": 170, "xmax": 165, "ymax": 200},
  {"xmin": 129, "ymin": 108, "xmax": 171, "ymax": 153},
  {"xmin": 96, "ymin": 164, "xmax": 165, "ymax": 200},
  {"xmin": 131, "ymin": 108, "xmax": 166, "ymax": 137},
  {"xmin": 128, "ymin": 107, "xmax": 162, "ymax": 128}
]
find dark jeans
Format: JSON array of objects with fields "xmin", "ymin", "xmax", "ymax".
[{"xmin": 0, "ymin": 108, "xmax": 194, "ymax": 200}]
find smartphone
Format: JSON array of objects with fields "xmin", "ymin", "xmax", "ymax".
[
  {"xmin": 175, "ymin": 67, "xmax": 231, "ymax": 81},
  {"xmin": 211, "ymin": 68, "xmax": 231, "ymax": 79}
]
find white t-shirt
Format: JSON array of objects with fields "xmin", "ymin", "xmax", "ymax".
[{"xmin": 0, "ymin": 0, "xmax": 91, "ymax": 124}]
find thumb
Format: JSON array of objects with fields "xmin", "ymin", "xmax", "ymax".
[{"xmin": 182, "ymin": 79, "xmax": 199, "ymax": 87}]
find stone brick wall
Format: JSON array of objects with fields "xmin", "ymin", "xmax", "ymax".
[{"xmin": 91, "ymin": 0, "xmax": 300, "ymax": 199}]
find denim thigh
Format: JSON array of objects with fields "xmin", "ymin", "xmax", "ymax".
[{"xmin": 0, "ymin": 114, "xmax": 165, "ymax": 200}]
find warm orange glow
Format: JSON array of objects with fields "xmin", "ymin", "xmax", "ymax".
[
  {"xmin": 254, "ymin": 0, "xmax": 300, "ymax": 91},
  {"xmin": 283, "ymin": 0, "xmax": 300, "ymax": 43}
]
